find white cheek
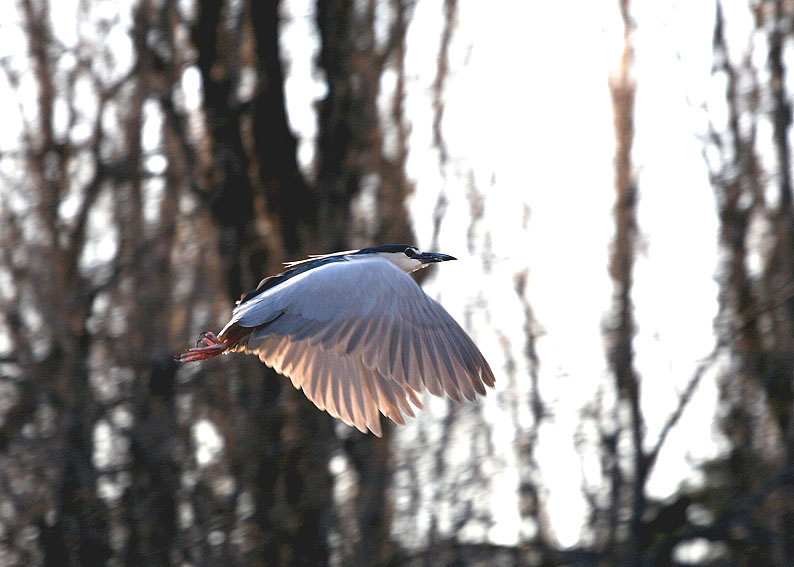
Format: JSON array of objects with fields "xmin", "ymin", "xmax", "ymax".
[
  {"xmin": 375, "ymin": 252, "xmax": 422, "ymax": 272},
  {"xmin": 401, "ymin": 257, "xmax": 423, "ymax": 272}
]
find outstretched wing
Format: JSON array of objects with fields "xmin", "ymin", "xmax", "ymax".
[{"xmin": 227, "ymin": 256, "xmax": 495, "ymax": 435}]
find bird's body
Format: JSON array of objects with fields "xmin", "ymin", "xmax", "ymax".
[{"xmin": 178, "ymin": 245, "xmax": 494, "ymax": 436}]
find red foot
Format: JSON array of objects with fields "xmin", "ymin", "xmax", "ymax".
[
  {"xmin": 197, "ymin": 331, "xmax": 221, "ymax": 347},
  {"xmin": 176, "ymin": 331, "xmax": 229, "ymax": 363}
]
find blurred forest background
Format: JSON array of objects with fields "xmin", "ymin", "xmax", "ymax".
[{"xmin": 1, "ymin": 0, "xmax": 794, "ymax": 566}]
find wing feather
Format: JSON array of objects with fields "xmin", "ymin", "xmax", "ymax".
[
  {"xmin": 437, "ymin": 327, "xmax": 477, "ymax": 402},
  {"xmin": 332, "ymin": 358, "xmax": 348, "ymax": 425},
  {"xmin": 367, "ymin": 369, "xmax": 405, "ymax": 424},
  {"xmin": 344, "ymin": 318, "xmax": 372, "ymax": 354},
  {"xmin": 356, "ymin": 363, "xmax": 384, "ymax": 436},
  {"xmin": 320, "ymin": 354, "xmax": 340, "ymax": 419},
  {"xmin": 360, "ymin": 318, "xmax": 384, "ymax": 370},
  {"xmin": 350, "ymin": 361, "xmax": 373, "ymax": 432},
  {"xmin": 406, "ymin": 386, "xmax": 424, "ymax": 410},
  {"xmin": 343, "ymin": 357, "xmax": 369, "ymax": 434},
  {"xmin": 409, "ymin": 327, "xmax": 426, "ymax": 390},
  {"xmin": 356, "ymin": 368, "xmax": 388, "ymax": 420},
  {"xmin": 301, "ymin": 348, "xmax": 324, "ymax": 409},
  {"xmin": 375, "ymin": 320, "xmax": 395, "ymax": 378},
  {"xmin": 268, "ymin": 337, "xmax": 292, "ymax": 376},
  {"xmin": 433, "ymin": 326, "xmax": 466, "ymax": 401},
  {"xmin": 420, "ymin": 327, "xmax": 450, "ymax": 398},
  {"xmin": 451, "ymin": 332, "xmax": 487, "ymax": 395},
  {"xmin": 388, "ymin": 322, "xmax": 402, "ymax": 377}
]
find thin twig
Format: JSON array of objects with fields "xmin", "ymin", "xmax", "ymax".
[{"xmin": 646, "ymin": 341, "xmax": 724, "ymax": 472}]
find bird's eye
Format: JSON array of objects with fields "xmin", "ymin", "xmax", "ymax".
[{"xmin": 404, "ymin": 248, "xmax": 415, "ymax": 257}]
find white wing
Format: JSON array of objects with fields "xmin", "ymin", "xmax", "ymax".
[{"xmin": 227, "ymin": 256, "xmax": 495, "ymax": 435}]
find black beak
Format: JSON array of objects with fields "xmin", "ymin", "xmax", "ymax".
[{"xmin": 415, "ymin": 252, "xmax": 457, "ymax": 264}]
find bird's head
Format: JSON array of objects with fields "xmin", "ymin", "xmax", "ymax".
[{"xmin": 353, "ymin": 244, "xmax": 456, "ymax": 273}]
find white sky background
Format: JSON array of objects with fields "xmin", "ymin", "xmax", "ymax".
[
  {"xmin": 375, "ymin": 0, "xmax": 719, "ymax": 548},
  {"xmin": 0, "ymin": 0, "xmax": 733, "ymax": 554}
]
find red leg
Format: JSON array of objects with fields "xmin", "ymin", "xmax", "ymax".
[
  {"xmin": 176, "ymin": 331, "xmax": 229, "ymax": 363},
  {"xmin": 176, "ymin": 326, "xmax": 251, "ymax": 363}
]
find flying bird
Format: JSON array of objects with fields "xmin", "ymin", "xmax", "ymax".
[{"xmin": 177, "ymin": 244, "xmax": 495, "ymax": 436}]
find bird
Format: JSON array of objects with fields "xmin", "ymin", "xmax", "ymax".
[{"xmin": 177, "ymin": 244, "xmax": 495, "ymax": 436}]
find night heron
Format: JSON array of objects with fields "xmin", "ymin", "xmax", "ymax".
[{"xmin": 177, "ymin": 244, "xmax": 495, "ymax": 436}]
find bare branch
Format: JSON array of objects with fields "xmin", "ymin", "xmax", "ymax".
[
  {"xmin": 431, "ymin": 0, "xmax": 456, "ymax": 165},
  {"xmin": 646, "ymin": 342, "xmax": 723, "ymax": 473}
]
